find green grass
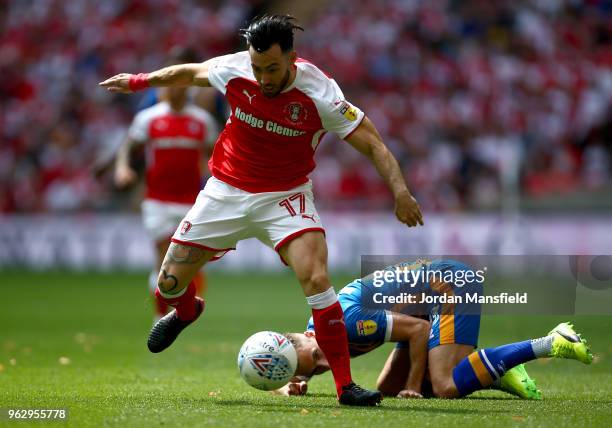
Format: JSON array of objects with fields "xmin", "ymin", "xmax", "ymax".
[{"xmin": 1, "ymin": 270, "xmax": 611, "ymax": 427}]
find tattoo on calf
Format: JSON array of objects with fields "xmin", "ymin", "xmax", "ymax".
[
  {"xmin": 159, "ymin": 269, "xmax": 180, "ymax": 294},
  {"xmin": 167, "ymin": 243, "xmax": 205, "ymax": 264}
]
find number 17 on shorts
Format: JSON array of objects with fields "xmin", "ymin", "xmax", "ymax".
[{"xmin": 278, "ymin": 192, "xmax": 319, "ymax": 224}]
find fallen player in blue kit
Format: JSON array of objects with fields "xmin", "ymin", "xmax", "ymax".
[{"xmin": 276, "ymin": 259, "xmax": 592, "ymax": 399}]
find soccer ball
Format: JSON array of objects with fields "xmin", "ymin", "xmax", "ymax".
[{"xmin": 237, "ymin": 331, "xmax": 297, "ymax": 391}]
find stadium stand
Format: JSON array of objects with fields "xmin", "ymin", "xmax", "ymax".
[{"xmin": 1, "ymin": 0, "xmax": 611, "ymax": 213}]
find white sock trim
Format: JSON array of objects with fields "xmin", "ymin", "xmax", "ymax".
[
  {"xmin": 306, "ymin": 287, "xmax": 338, "ymax": 310},
  {"xmin": 157, "ymin": 284, "xmax": 188, "ymax": 299},
  {"xmin": 531, "ymin": 335, "xmax": 553, "ymax": 358},
  {"xmin": 384, "ymin": 310, "xmax": 393, "ymax": 342}
]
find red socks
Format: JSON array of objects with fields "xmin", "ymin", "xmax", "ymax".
[
  {"xmin": 153, "ymin": 296, "xmax": 168, "ymax": 318},
  {"xmin": 312, "ymin": 301, "xmax": 353, "ymax": 397},
  {"xmin": 155, "ymin": 280, "xmax": 198, "ymax": 321},
  {"xmin": 153, "ymin": 272, "xmax": 206, "ymax": 318}
]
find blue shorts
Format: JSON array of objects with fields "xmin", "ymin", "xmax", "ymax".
[
  {"xmin": 395, "ymin": 310, "xmax": 481, "ymax": 351},
  {"xmin": 433, "ymin": 311, "xmax": 479, "ymax": 348},
  {"xmin": 398, "ymin": 259, "xmax": 481, "ymax": 350}
]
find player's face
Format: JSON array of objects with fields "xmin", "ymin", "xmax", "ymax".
[
  {"xmin": 293, "ymin": 333, "xmax": 330, "ymax": 377},
  {"xmin": 249, "ymin": 44, "xmax": 296, "ymax": 98}
]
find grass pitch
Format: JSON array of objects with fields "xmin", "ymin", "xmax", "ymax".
[{"xmin": 1, "ymin": 270, "xmax": 611, "ymax": 427}]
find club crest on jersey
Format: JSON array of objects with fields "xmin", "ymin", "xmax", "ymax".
[
  {"xmin": 284, "ymin": 102, "xmax": 307, "ymax": 124},
  {"xmin": 180, "ymin": 221, "xmax": 192, "ymax": 235}
]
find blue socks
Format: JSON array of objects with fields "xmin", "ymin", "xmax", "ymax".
[{"xmin": 452, "ymin": 340, "xmax": 537, "ymax": 396}]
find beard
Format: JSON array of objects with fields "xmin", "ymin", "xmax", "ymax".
[{"xmin": 261, "ymin": 69, "xmax": 291, "ymax": 98}]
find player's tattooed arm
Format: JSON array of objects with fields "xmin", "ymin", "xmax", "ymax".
[{"xmin": 166, "ymin": 243, "xmax": 207, "ymax": 264}]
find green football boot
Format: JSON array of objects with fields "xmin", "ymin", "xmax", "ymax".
[
  {"xmin": 498, "ymin": 364, "xmax": 542, "ymax": 400},
  {"xmin": 548, "ymin": 322, "xmax": 593, "ymax": 364}
]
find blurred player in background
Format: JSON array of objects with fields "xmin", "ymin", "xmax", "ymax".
[
  {"xmin": 136, "ymin": 47, "xmax": 226, "ymax": 120},
  {"xmin": 278, "ymin": 259, "xmax": 592, "ymax": 399},
  {"xmin": 114, "ymin": 52, "xmax": 218, "ymax": 322},
  {"xmin": 100, "ymin": 14, "xmax": 424, "ymax": 406}
]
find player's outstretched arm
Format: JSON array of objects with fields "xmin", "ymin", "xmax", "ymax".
[
  {"xmin": 345, "ymin": 117, "xmax": 424, "ymax": 227},
  {"xmin": 99, "ymin": 61, "xmax": 213, "ymax": 94}
]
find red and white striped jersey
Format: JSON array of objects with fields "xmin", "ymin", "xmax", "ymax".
[
  {"xmin": 207, "ymin": 51, "xmax": 365, "ymax": 193},
  {"xmin": 128, "ymin": 101, "xmax": 218, "ymax": 203}
]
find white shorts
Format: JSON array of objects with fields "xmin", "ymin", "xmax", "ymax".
[
  {"xmin": 141, "ymin": 199, "xmax": 192, "ymax": 242},
  {"xmin": 171, "ymin": 177, "xmax": 325, "ymax": 263}
]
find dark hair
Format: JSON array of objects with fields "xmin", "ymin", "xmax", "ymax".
[{"xmin": 239, "ymin": 14, "xmax": 304, "ymax": 53}]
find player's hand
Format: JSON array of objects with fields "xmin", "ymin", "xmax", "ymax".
[
  {"xmin": 274, "ymin": 381, "xmax": 308, "ymax": 396},
  {"xmin": 397, "ymin": 389, "xmax": 423, "ymax": 399},
  {"xmin": 286, "ymin": 380, "xmax": 308, "ymax": 396},
  {"xmin": 394, "ymin": 191, "xmax": 424, "ymax": 227},
  {"xmin": 99, "ymin": 74, "xmax": 134, "ymax": 93},
  {"xmin": 114, "ymin": 165, "xmax": 137, "ymax": 188}
]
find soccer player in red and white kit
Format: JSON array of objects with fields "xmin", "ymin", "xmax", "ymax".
[
  {"xmin": 100, "ymin": 15, "xmax": 423, "ymax": 406},
  {"xmin": 114, "ymin": 82, "xmax": 218, "ymax": 322}
]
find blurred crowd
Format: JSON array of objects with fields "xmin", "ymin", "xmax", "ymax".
[
  {"xmin": 0, "ymin": 0, "xmax": 259, "ymax": 212},
  {"xmin": 302, "ymin": 0, "xmax": 612, "ymax": 210},
  {"xmin": 1, "ymin": 0, "xmax": 611, "ymax": 213}
]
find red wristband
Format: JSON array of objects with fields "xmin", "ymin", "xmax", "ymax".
[{"xmin": 128, "ymin": 73, "xmax": 150, "ymax": 91}]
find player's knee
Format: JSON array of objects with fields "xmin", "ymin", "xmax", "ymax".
[
  {"xmin": 414, "ymin": 319, "xmax": 430, "ymax": 339},
  {"xmin": 431, "ymin": 380, "xmax": 458, "ymax": 399}
]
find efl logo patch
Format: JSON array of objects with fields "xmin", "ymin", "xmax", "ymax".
[
  {"xmin": 180, "ymin": 221, "xmax": 192, "ymax": 235},
  {"xmin": 336, "ymin": 100, "xmax": 358, "ymax": 121},
  {"xmin": 356, "ymin": 320, "xmax": 378, "ymax": 336}
]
